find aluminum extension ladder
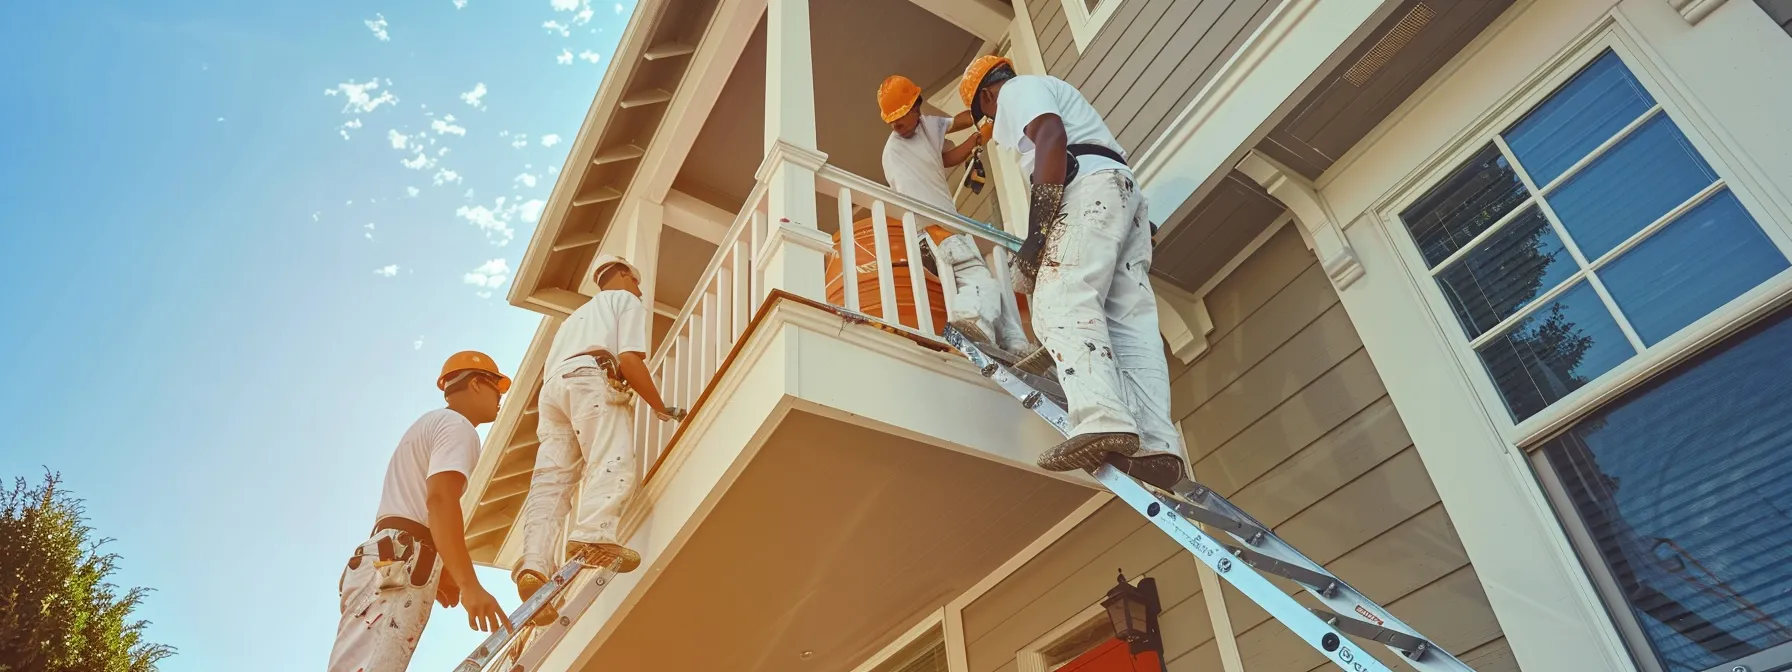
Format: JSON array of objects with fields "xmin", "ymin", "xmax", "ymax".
[
  {"xmin": 451, "ymin": 556, "xmax": 623, "ymax": 672},
  {"xmin": 943, "ymin": 326, "xmax": 1476, "ymax": 672}
]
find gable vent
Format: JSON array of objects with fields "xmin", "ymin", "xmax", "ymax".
[{"xmin": 1343, "ymin": 2, "xmax": 1435, "ymax": 87}]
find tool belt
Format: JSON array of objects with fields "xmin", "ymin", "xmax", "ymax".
[
  {"xmin": 562, "ymin": 349, "xmax": 635, "ymax": 406},
  {"xmin": 1060, "ymin": 143, "xmax": 1128, "ymax": 186},
  {"xmin": 345, "ymin": 516, "xmax": 438, "ymax": 590}
]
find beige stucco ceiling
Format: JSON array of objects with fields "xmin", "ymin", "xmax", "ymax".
[{"xmin": 578, "ymin": 409, "xmax": 1093, "ymax": 672}]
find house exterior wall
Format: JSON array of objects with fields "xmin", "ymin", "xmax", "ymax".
[{"xmin": 1023, "ymin": 0, "xmax": 1279, "ymax": 156}]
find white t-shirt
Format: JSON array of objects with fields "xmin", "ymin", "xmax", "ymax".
[
  {"xmin": 374, "ymin": 408, "xmax": 482, "ymax": 525},
  {"xmin": 546, "ymin": 289, "xmax": 649, "ymax": 375},
  {"xmin": 882, "ymin": 115, "xmax": 957, "ymax": 212},
  {"xmin": 991, "ymin": 75, "xmax": 1130, "ymax": 184}
]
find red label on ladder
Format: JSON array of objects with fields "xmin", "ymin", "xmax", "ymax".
[{"xmin": 1355, "ymin": 605, "xmax": 1385, "ymax": 626}]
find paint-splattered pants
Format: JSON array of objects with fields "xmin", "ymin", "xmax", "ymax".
[
  {"xmin": 515, "ymin": 359, "xmax": 638, "ymax": 580},
  {"xmin": 1033, "ymin": 170, "xmax": 1185, "ymax": 461},
  {"xmin": 933, "ymin": 233, "xmax": 1033, "ymax": 353},
  {"xmin": 327, "ymin": 530, "xmax": 441, "ymax": 672}
]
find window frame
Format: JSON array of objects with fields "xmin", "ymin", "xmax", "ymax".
[
  {"xmin": 1060, "ymin": 0, "xmax": 1125, "ymax": 53},
  {"xmin": 1372, "ymin": 21, "xmax": 1792, "ymax": 451}
]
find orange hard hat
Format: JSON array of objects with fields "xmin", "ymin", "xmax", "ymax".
[
  {"xmin": 438, "ymin": 351, "xmax": 512, "ymax": 394},
  {"xmin": 877, "ymin": 75, "xmax": 923, "ymax": 124},
  {"xmin": 960, "ymin": 55, "xmax": 1015, "ymax": 121}
]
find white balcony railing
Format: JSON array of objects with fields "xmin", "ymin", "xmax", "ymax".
[{"xmin": 628, "ymin": 160, "xmax": 1023, "ymax": 485}]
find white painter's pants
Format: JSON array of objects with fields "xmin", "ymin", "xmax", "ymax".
[
  {"xmin": 515, "ymin": 359, "xmax": 637, "ymax": 580},
  {"xmin": 327, "ymin": 530, "xmax": 441, "ymax": 672},
  {"xmin": 1031, "ymin": 171, "xmax": 1185, "ymax": 462},
  {"xmin": 934, "ymin": 233, "xmax": 1033, "ymax": 353}
]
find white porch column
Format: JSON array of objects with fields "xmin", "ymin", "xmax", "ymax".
[{"xmin": 759, "ymin": 0, "xmax": 830, "ymax": 301}]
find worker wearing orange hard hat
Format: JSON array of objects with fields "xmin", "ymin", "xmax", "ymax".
[
  {"xmin": 328, "ymin": 351, "xmax": 513, "ymax": 672},
  {"xmin": 959, "ymin": 55, "xmax": 1186, "ymax": 488},
  {"xmin": 877, "ymin": 74, "xmax": 1038, "ymax": 360},
  {"xmin": 511, "ymin": 254, "xmax": 685, "ymax": 626}
]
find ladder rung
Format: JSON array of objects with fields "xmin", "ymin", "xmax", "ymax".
[
  {"xmin": 1228, "ymin": 545, "xmax": 1339, "ymax": 596},
  {"xmin": 1310, "ymin": 609, "xmax": 1434, "ymax": 659},
  {"xmin": 1158, "ymin": 495, "xmax": 1262, "ymax": 542}
]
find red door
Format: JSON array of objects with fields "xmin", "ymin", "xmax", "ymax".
[{"xmin": 1056, "ymin": 637, "xmax": 1163, "ymax": 672}]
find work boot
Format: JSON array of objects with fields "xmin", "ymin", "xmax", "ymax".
[
  {"xmin": 1111, "ymin": 452, "xmax": 1189, "ymax": 491},
  {"xmin": 567, "ymin": 541, "xmax": 642, "ymax": 573},
  {"xmin": 1037, "ymin": 432, "xmax": 1140, "ymax": 472},
  {"xmin": 515, "ymin": 570, "xmax": 558, "ymax": 627}
]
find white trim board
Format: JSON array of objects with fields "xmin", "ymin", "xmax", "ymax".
[{"xmin": 1060, "ymin": 0, "xmax": 1125, "ymax": 53}]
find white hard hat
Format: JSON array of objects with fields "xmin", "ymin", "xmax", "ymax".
[{"xmin": 591, "ymin": 254, "xmax": 641, "ymax": 284}]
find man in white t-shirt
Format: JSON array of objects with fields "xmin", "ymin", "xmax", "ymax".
[
  {"xmin": 328, "ymin": 351, "xmax": 513, "ymax": 672},
  {"xmin": 511, "ymin": 254, "xmax": 684, "ymax": 626},
  {"xmin": 877, "ymin": 75, "xmax": 1036, "ymax": 359},
  {"xmin": 959, "ymin": 56, "xmax": 1186, "ymax": 488}
]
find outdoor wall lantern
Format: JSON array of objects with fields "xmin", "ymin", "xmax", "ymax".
[{"xmin": 1102, "ymin": 571, "xmax": 1164, "ymax": 659}]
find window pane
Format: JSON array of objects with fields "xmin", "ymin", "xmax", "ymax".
[
  {"xmin": 1503, "ymin": 50, "xmax": 1656, "ymax": 187},
  {"xmin": 1599, "ymin": 191, "xmax": 1787, "ymax": 345},
  {"xmin": 1437, "ymin": 207, "xmax": 1578, "ymax": 338},
  {"xmin": 1475, "ymin": 282, "xmax": 1633, "ymax": 420},
  {"xmin": 1400, "ymin": 144, "xmax": 1531, "ymax": 267},
  {"xmin": 1540, "ymin": 307, "xmax": 1792, "ymax": 672},
  {"xmin": 1546, "ymin": 114, "xmax": 1720, "ymax": 261}
]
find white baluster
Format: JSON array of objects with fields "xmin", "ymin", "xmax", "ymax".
[
  {"xmin": 900, "ymin": 212, "xmax": 933, "ymax": 335},
  {"xmin": 837, "ymin": 187, "xmax": 858, "ymax": 312},
  {"xmin": 688, "ymin": 313, "xmax": 706, "ymax": 401},
  {"xmin": 703, "ymin": 291, "xmax": 720, "ymax": 378},
  {"xmin": 715, "ymin": 272, "xmax": 733, "ymax": 357},
  {"xmin": 869, "ymin": 200, "xmax": 898, "ymax": 323}
]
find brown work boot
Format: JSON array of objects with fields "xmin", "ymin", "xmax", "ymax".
[
  {"xmin": 1037, "ymin": 432, "xmax": 1140, "ymax": 472},
  {"xmin": 515, "ymin": 570, "xmax": 558, "ymax": 627},
  {"xmin": 1113, "ymin": 452, "xmax": 1189, "ymax": 491},
  {"xmin": 567, "ymin": 542, "xmax": 642, "ymax": 573}
]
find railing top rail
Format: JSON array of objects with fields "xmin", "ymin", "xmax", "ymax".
[{"xmin": 814, "ymin": 164, "xmax": 1021, "ymax": 249}]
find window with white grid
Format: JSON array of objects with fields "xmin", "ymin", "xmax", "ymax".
[{"xmin": 1396, "ymin": 49, "xmax": 1789, "ymax": 422}]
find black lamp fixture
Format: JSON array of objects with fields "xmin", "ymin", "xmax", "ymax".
[{"xmin": 1102, "ymin": 570, "xmax": 1165, "ymax": 667}]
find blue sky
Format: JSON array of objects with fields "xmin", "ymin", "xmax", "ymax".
[{"xmin": 0, "ymin": 1, "xmax": 629, "ymax": 668}]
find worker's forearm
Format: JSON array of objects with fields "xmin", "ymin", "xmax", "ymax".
[
  {"xmin": 426, "ymin": 495, "xmax": 481, "ymax": 590},
  {"xmin": 948, "ymin": 111, "xmax": 974, "ymax": 133},
  {"xmin": 942, "ymin": 139, "xmax": 978, "ymax": 169},
  {"xmin": 1030, "ymin": 126, "xmax": 1068, "ymax": 186},
  {"xmin": 619, "ymin": 353, "xmax": 667, "ymax": 412}
]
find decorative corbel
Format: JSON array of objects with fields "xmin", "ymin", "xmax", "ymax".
[
  {"xmin": 1153, "ymin": 278, "xmax": 1214, "ymax": 365},
  {"xmin": 1235, "ymin": 150, "xmax": 1365, "ymax": 290},
  {"xmin": 1666, "ymin": 0, "xmax": 1728, "ymax": 24}
]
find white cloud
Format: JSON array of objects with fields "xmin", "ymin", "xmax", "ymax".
[
  {"xmin": 216, "ymin": 117, "xmax": 225, "ymax": 122},
  {"xmin": 520, "ymin": 199, "xmax": 546, "ymax": 222},
  {"xmin": 431, "ymin": 115, "xmax": 467, "ymax": 136},
  {"xmin": 542, "ymin": 20, "xmax": 570, "ymax": 37},
  {"xmin": 515, "ymin": 173, "xmax": 539, "ymax": 188},
  {"xmin": 614, "ymin": 3, "xmax": 625, "ymax": 14},
  {"xmin": 459, "ymin": 82, "xmax": 488, "ymax": 110},
  {"xmin": 414, "ymin": 337, "xmax": 425, "ymax": 350},
  {"xmin": 454, "ymin": 197, "xmax": 541, "ymax": 245},
  {"xmin": 551, "ymin": 0, "xmax": 580, "ymax": 10},
  {"xmin": 365, "ymin": 14, "xmax": 390, "ymax": 41},
  {"xmin": 464, "ymin": 188, "xmax": 476, "ymax": 198},
  {"xmin": 375, "ymin": 265, "xmax": 399, "ymax": 277},
  {"xmin": 549, "ymin": 165, "xmax": 560, "ymax": 175},
  {"xmin": 338, "ymin": 118, "xmax": 363, "ymax": 140},
  {"xmin": 401, "ymin": 146, "xmax": 435, "ymax": 170},
  {"xmin": 540, "ymin": 134, "xmax": 562, "ymax": 147},
  {"xmin": 312, "ymin": 211, "xmax": 321, "ymax": 222},
  {"xmin": 510, "ymin": 135, "xmax": 529, "ymax": 149},
  {"xmin": 433, "ymin": 169, "xmax": 463, "ymax": 186},
  {"xmin": 463, "ymin": 258, "xmax": 511, "ymax": 288},
  {"xmin": 556, "ymin": 49, "xmax": 574, "ymax": 65},
  {"xmin": 406, "ymin": 186, "xmax": 420, "ymax": 197},
  {"xmin": 387, "ymin": 129, "xmax": 410, "ymax": 149},
  {"xmin": 364, "ymin": 223, "xmax": 377, "ymax": 240},
  {"xmin": 325, "ymin": 79, "xmax": 398, "ymax": 114},
  {"xmin": 476, "ymin": 291, "xmax": 493, "ymax": 299},
  {"xmin": 499, "ymin": 130, "xmax": 510, "ymax": 137},
  {"xmin": 578, "ymin": 50, "xmax": 601, "ymax": 64},
  {"xmin": 453, "ymin": 0, "xmax": 467, "ymax": 7}
]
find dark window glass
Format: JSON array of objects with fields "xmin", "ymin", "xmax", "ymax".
[
  {"xmin": 1541, "ymin": 307, "xmax": 1792, "ymax": 672},
  {"xmin": 1399, "ymin": 144, "xmax": 1531, "ymax": 268},
  {"xmin": 1475, "ymin": 281, "xmax": 1634, "ymax": 420},
  {"xmin": 1503, "ymin": 50, "xmax": 1657, "ymax": 187},
  {"xmin": 1437, "ymin": 207, "xmax": 1577, "ymax": 338},
  {"xmin": 1600, "ymin": 192, "xmax": 1789, "ymax": 345},
  {"xmin": 1546, "ymin": 114, "xmax": 1720, "ymax": 261}
]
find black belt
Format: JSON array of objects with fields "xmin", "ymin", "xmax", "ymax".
[
  {"xmin": 373, "ymin": 516, "xmax": 434, "ymax": 549},
  {"xmin": 347, "ymin": 517, "xmax": 439, "ymax": 589},
  {"xmin": 1062, "ymin": 143, "xmax": 1128, "ymax": 185}
]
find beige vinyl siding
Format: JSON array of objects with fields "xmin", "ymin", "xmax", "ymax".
[
  {"xmin": 1758, "ymin": 0, "xmax": 1792, "ymax": 35},
  {"xmin": 958, "ymin": 501, "xmax": 1222, "ymax": 672},
  {"xmin": 1175, "ymin": 224, "xmax": 1511, "ymax": 670},
  {"xmin": 1023, "ymin": 0, "xmax": 1278, "ymax": 156}
]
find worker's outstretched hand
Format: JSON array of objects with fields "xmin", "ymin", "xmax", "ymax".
[{"xmin": 461, "ymin": 583, "xmax": 511, "ymax": 634}]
